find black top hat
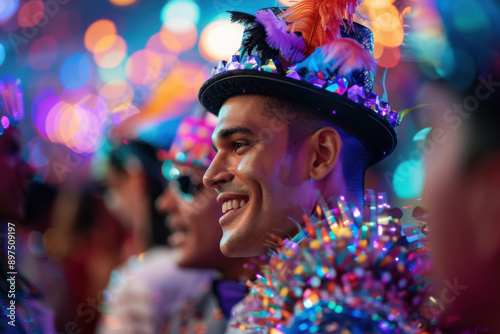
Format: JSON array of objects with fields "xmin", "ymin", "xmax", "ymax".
[{"xmin": 199, "ymin": 4, "xmax": 401, "ymax": 165}]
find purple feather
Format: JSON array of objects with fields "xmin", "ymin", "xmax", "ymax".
[{"xmin": 255, "ymin": 9, "xmax": 306, "ymax": 63}]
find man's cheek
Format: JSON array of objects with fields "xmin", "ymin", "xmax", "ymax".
[{"xmin": 237, "ymin": 154, "xmax": 267, "ymax": 181}]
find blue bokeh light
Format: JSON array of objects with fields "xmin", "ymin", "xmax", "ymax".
[
  {"xmin": 0, "ymin": 43, "xmax": 5, "ymax": 66},
  {"xmin": 393, "ymin": 159, "xmax": 425, "ymax": 199},
  {"xmin": 60, "ymin": 53, "xmax": 91, "ymax": 90},
  {"xmin": 0, "ymin": 0, "xmax": 19, "ymax": 22}
]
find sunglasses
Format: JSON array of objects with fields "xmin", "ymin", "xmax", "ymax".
[{"xmin": 163, "ymin": 161, "xmax": 205, "ymax": 202}]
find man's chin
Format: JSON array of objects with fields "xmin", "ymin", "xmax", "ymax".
[{"xmin": 220, "ymin": 236, "xmax": 268, "ymax": 258}]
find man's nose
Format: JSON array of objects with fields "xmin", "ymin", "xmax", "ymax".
[
  {"xmin": 203, "ymin": 153, "xmax": 233, "ymax": 190},
  {"xmin": 155, "ymin": 188, "xmax": 178, "ymax": 214}
]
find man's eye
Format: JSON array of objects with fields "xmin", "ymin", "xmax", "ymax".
[{"xmin": 233, "ymin": 142, "xmax": 249, "ymax": 151}]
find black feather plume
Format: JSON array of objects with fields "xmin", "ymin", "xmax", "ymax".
[
  {"xmin": 228, "ymin": 11, "xmax": 257, "ymax": 25},
  {"xmin": 227, "ymin": 11, "xmax": 279, "ymax": 62}
]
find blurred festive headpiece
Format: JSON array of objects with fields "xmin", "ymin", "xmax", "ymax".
[
  {"xmin": 199, "ymin": 1, "xmax": 402, "ymax": 165},
  {"xmin": 167, "ymin": 115, "xmax": 216, "ymax": 168}
]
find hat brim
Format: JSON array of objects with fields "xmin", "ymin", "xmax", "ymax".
[{"xmin": 198, "ymin": 70, "xmax": 397, "ymax": 165}]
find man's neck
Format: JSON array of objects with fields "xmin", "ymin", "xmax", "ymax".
[
  {"xmin": 317, "ymin": 164, "xmax": 364, "ymax": 210},
  {"xmin": 219, "ymin": 258, "xmax": 257, "ymax": 281}
]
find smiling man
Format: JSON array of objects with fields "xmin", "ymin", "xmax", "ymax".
[{"xmin": 199, "ymin": 6, "xmax": 402, "ymax": 258}]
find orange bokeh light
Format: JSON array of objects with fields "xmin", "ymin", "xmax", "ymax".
[
  {"xmin": 199, "ymin": 20, "xmax": 244, "ymax": 62},
  {"xmin": 374, "ymin": 41, "xmax": 384, "ymax": 59},
  {"xmin": 18, "ymin": 1, "xmax": 44, "ymax": 27},
  {"xmin": 93, "ymin": 35, "xmax": 127, "ymax": 68},
  {"xmin": 108, "ymin": 0, "xmax": 138, "ymax": 6},
  {"xmin": 159, "ymin": 25, "xmax": 198, "ymax": 53},
  {"xmin": 125, "ymin": 49, "xmax": 163, "ymax": 85},
  {"xmin": 377, "ymin": 46, "xmax": 401, "ymax": 68},
  {"xmin": 84, "ymin": 19, "xmax": 117, "ymax": 52},
  {"xmin": 98, "ymin": 82, "xmax": 133, "ymax": 101},
  {"xmin": 371, "ymin": 11, "xmax": 404, "ymax": 47}
]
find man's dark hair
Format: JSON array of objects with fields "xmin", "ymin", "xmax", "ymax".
[{"xmin": 261, "ymin": 96, "xmax": 370, "ymax": 200}]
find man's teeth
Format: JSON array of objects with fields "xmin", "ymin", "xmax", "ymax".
[{"xmin": 222, "ymin": 199, "xmax": 247, "ymax": 214}]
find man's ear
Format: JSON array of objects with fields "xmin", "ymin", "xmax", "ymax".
[
  {"xmin": 468, "ymin": 155, "xmax": 500, "ymax": 260},
  {"xmin": 308, "ymin": 127, "xmax": 342, "ymax": 180}
]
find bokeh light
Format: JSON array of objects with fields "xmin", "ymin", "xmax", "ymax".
[
  {"xmin": 158, "ymin": 25, "xmax": 198, "ymax": 53},
  {"xmin": 2, "ymin": 116, "xmax": 10, "ymax": 129},
  {"xmin": 413, "ymin": 127, "xmax": 432, "ymax": 142},
  {"xmin": 60, "ymin": 87, "xmax": 92, "ymax": 105},
  {"xmin": 28, "ymin": 137, "xmax": 50, "ymax": 168},
  {"xmin": 18, "ymin": 0, "xmax": 44, "ymax": 27},
  {"xmin": 44, "ymin": 94, "xmax": 107, "ymax": 154},
  {"xmin": 31, "ymin": 88, "xmax": 60, "ymax": 139},
  {"xmin": 445, "ymin": 48, "xmax": 476, "ymax": 90},
  {"xmin": 393, "ymin": 159, "xmax": 425, "ymax": 199},
  {"xmin": 0, "ymin": 43, "xmax": 5, "ymax": 66},
  {"xmin": 356, "ymin": 0, "xmax": 408, "ymax": 68},
  {"xmin": 110, "ymin": 102, "xmax": 140, "ymax": 125},
  {"xmin": 145, "ymin": 32, "xmax": 178, "ymax": 70},
  {"xmin": 125, "ymin": 49, "xmax": 162, "ymax": 85},
  {"xmin": 0, "ymin": 0, "xmax": 19, "ymax": 22},
  {"xmin": 161, "ymin": 0, "xmax": 200, "ymax": 34},
  {"xmin": 84, "ymin": 19, "xmax": 117, "ymax": 53},
  {"xmin": 406, "ymin": 2, "xmax": 449, "ymax": 78},
  {"xmin": 199, "ymin": 20, "xmax": 244, "ymax": 62},
  {"xmin": 28, "ymin": 36, "xmax": 59, "ymax": 71},
  {"xmin": 60, "ymin": 53, "xmax": 91, "ymax": 90},
  {"xmin": 98, "ymin": 63, "xmax": 127, "ymax": 84},
  {"xmin": 377, "ymin": 46, "xmax": 401, "ymax": 68},
  {"xmin": 98, "ymin": 81, "xmax": 133, "ymax": 101},
  {"xmin": 93, "ymin": 35, "xmax": 127, "ymax": 68},
  {"xmin": 453, "ymin": 0, "xmax": 490, "ymax": 44},
  {"xmin": 108, "ymin": 0, "xmax": 138, "ymax": 7}
]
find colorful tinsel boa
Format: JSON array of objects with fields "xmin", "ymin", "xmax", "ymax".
[{"xmin": 231, "ymin": 191, "xmax": 438, "ymax": 334}]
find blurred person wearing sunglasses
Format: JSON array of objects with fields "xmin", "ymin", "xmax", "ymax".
[
  {"xmin": 0, "ymin": 79, "xmax": 56, "ymax": 333},
  {"xmin": 98, "ymin": 116, "xmax": 253, "ymax": 334}
]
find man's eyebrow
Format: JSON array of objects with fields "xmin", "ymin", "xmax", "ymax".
[
  {"xmin": 218, "ymin": 126, "xmax": 254, "ymax": 139},
  {"xmin": 211, "ymin": 126, "xmax": 255, "ymax": 152}
]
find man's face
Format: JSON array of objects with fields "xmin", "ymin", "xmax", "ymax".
[
  {"xmin": 203, "ymin": 95, "xmax": 315, "ymax": 257},
  {"xmin": 0, "ymin": 127, "xmax": 33, "ymax": 221},
  {"xmin": 158, "ymin": 163, "xmax": 226, "ymax": 269}
]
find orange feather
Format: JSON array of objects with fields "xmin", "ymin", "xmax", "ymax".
[{"xmin": 280, "ymin": 0, "xmax": 361, "ymax": 55}]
